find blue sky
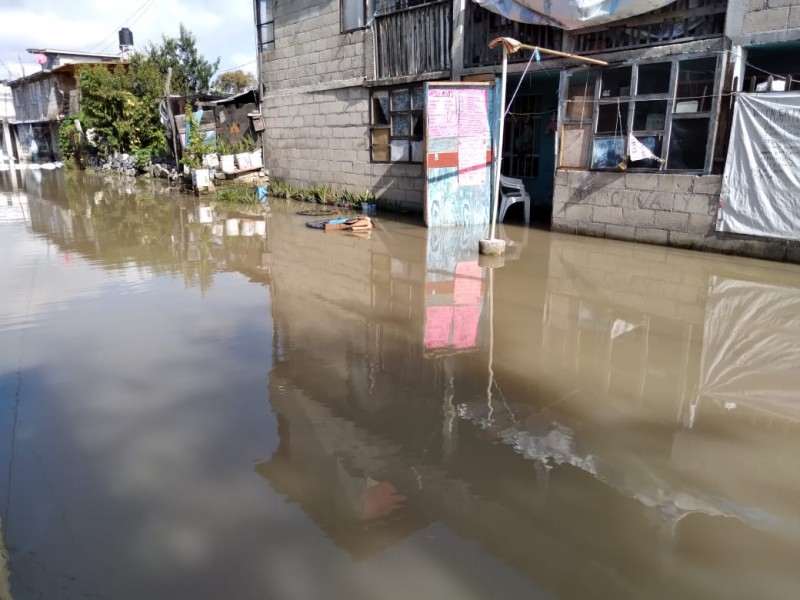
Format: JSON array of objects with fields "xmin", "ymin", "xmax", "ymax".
[{"xmin": 0, "ymin": 0, "xmax": 257, "ymax": 82}]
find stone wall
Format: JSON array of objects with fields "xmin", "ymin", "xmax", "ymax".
[
  {"xmin": 552, "ymin": 170, "xmax": 800, "ymax": 262},
  {"xmin": 260, "ymin": 0, "xmax": 424, "ymax": 211},
  {"xmin": 727, "ymin": 0, "xmax": 800, "ymax": 43}
]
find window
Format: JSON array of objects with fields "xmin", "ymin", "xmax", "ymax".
[
  {"xmin": 559, "ymin": 54, "xmax": 724, "ymax": 173},
  {"xmin": 256, "ymin": 0, "xmax": 274, "ymax": 52},
  {"xmin": 370, "ymin": 86, "xmax": 424, "ymax": 163},
  {"xmin": 502, "ymin": 94, "xmax": 542, "ymax": 178},
  {"xmin": 342, "ymin": 0, "xmax": 374, "ymax": 32}
]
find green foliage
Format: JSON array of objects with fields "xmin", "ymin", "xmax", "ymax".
[
  {"xmin": 313, "ymin": 184, "xmax": 333, "ymax": 204},
  {"xmin": 58, "ymin": 116, "xmax": 82, "ymax": 162},
  {"xmin": 213, "ymin": 70, "xmax": 256, "ymax": 95},
  {"xmin": 76, "ymin": 62, "xmax": 166, "ymax": 160},
  {"xmin": 216, "ymin": 187, "xmax": 258, "ymax": 204},
  {"xmin": 144, "ymin": 23, "xmax": 220, "ymax": 96},
  {"xmin": 181, "ymin": 108, "xmax": 210, "ymax": 168}
]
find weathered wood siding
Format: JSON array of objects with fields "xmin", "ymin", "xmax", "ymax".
[{"xmin": 375, "ymin": 1, "xmax": 452, "ymax": 79}]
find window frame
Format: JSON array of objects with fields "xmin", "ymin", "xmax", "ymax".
[
  {"xmin": 255, "ymin": 0, "xmax": 275, "ymax": 53},
  {"xmin": 341, "ymin": 0, "xmax": 372, "ymax": 33},
  {"xmin": 369, "ymin": 86, "xmax": 424, "ymax": 165},
  {"xmin": 558, "ymin": 52, "xmax": 727, "ymax": 174}
]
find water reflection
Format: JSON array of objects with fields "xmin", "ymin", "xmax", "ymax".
[{"xmin": 1, "ymin": 171, "xmax": 800, "ymax": 599}]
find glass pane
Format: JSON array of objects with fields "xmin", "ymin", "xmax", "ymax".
[
  {"xmin": 600, "ymin": 67, "xmax": 632, "ymax": 98},
  {"xmin": 668, "ymin": 118, "xmax": 709, "ymax": 170},
  {"xmin": 591, "ymin": 136, "xmax": 625, "ymax": 169},
  {"xmin": 629, "ymin": 135, "xmax": 663, "ymax": 169},
  {"xmin": 412, "ymin": 113, "xmax": 423, "ymax": 138},
  {"xmin": 632, "ymin": 100, "xmax": 667, "ymax": 131},
  {"xmin": 411, "ymin": 87, "xmax": 425, "ymax": 110},
  {"xmin": 390, "ymin": 140, "xmax": 409, "ymax": 162},
  {"xmin": 372, "ymin": 145, "xmax": 390, "ymax": 161},
  {"xmin": 637, "ymin": 62, "xmax": 671, "ymax": 95},
  {"xmin": 392, "ymin": 113, "xmax": 410, "ymax": 136},
  {"xmin": 372, "ymin": 93, "xmax": 389, "ymax": 125},
  {"xmin": 391, "ymin": 88, "xmax": 410, "ymax": 111},
  {"xmin": 342, "ymin": 0, "xmax": 365, "ymax": 30},
  {"xmin": 411, "ymin": 141, "xmax": 423, "ymax": 163},
  {"xmin": 596, "ymin": 102, "xmax": 628, "ymax": 135},
  {"xmin": 676, "ymin": 57, "xmax": 717, "ymax": 113}
]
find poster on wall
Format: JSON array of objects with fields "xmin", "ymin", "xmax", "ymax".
[
  {"xmin": 718, "ymin": 92, "xmax": 800, "ymax": 241},
  {"xmin": 424, "ymin": 82, "xmax": 495, "ymax": 227}
]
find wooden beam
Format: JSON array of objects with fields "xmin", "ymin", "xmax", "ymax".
[{"xmin": 488, "ymin": 37, "xmax": 609, "ymax": 66}]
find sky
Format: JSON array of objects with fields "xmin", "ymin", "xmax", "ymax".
[{"xmin": 0, "ymin": 0, "xmax": 257, "ymax": 83}]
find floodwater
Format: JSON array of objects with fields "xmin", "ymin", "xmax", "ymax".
[{"xmin": 1, "ymin": 171, "xmax": 800, "ymax": 600}]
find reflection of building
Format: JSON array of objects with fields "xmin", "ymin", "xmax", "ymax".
[{"xmin": 259, "ymin": 218, "xmax": 800, "ymax": 597}]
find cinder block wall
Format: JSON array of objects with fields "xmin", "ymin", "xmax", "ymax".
[
  {"xmin": 552, "ymin": 171, "xmax": 800, "ymax": 261},
  {"xmin": 260, "ymin": 0, "xmax": 424, "ymax": 211}
]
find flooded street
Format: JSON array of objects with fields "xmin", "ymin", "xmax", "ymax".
[{"xmin": 1, "ymin": 170, "xmax": 800, "ymax": 599}]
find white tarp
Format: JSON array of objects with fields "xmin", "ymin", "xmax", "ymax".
[
  {"xmin": 699, "ymin": 276, "xmax": 800, "ymax": 422},
  {"xmin": 473, "ymin": 0, "xmax": 675, "ymax": 29},
  {"xmin": 718, "ymin": 92, "xmax": 800, "ymax": 241}
]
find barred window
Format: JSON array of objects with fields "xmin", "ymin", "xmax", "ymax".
[{"xmin": 370, "ymin": 86, "xmax": 424, "ymax": 163}]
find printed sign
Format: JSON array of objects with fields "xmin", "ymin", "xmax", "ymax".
[
  {"xmin": 458, "ymin": 136, "xmax": 488, "ymax": 187},
  {"xmin": 458, "ymin": 89, "xmax": 489, "ymax": 137},
  {"xmin": 427, "ymin": 89, "xmax": 458, "ymax": 139}
]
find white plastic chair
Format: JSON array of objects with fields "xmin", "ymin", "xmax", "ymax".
[{"xmin": 499, "ymin": 175, "xmax": 531, "ymax": 225}]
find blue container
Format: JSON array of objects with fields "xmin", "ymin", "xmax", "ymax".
[
  {"xmin": 362, "ymin": 202, "xmax": 377, "ymax": 216},
  {"xmin": 256, "ymin": 186, "xmax": 268, "ymax": 203}
]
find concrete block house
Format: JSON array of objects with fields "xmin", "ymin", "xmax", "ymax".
[{"xmin": 255, "ymin": 0, "xmax": 800, "ymax": 259}]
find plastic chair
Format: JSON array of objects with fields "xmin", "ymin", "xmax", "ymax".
[{"xmin": 499, "ymin": 175, "xmax": 531, "ymax": 225}]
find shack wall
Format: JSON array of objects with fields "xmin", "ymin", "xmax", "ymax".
[{"xmin": 260, "ymin": 0, "xmax": 424, "ymax": 211}]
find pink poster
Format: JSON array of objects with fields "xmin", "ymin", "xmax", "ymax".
[
  {"xmin": 427, "ymin": 89, "xmax": 458, "ymax": 139},
  {"xmin": 458, "ymin": 89, "xmax": 488, "ymax": 137},
  {"xmin": 458, "ymin": 137, "xmax": 487, "ymax": 187}
]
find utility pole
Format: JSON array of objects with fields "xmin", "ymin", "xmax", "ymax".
[{"xmin": 164, "ymin": 67, "xmax": 179, "ymax": 169}]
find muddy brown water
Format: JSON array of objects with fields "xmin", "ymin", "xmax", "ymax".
[{"xmin": 1, "ymin": 170, "xmax": 800, "ymax": 600}]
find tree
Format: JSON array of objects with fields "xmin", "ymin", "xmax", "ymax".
[
  {"xmin": 144, "ymin": 24, "xmax": 220, "ymax": 96},
  {"xmin": 213, "ymin": 70, "xmax": 256, "ymax": 95},
  {"xmin": 64, "ymin": 60, "xmax": 166, "ymax": 161}
]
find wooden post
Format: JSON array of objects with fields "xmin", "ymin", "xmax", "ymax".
[{"xmin": 489, "ymin": 46, "xmax": 507, "ymax": 242}]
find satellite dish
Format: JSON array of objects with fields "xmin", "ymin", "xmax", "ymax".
[{"xmin": 34, "ymin": 53, "xmax": 48, "ymax": 65}]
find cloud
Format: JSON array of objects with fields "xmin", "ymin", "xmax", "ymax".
[{"xmin": 0, "ymin": 0, "xmax": 257, "ymax": 81}]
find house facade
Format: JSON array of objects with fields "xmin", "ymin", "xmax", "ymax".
[
  {"xmin": 7, "ymin": 49, "xmax": 121, "ymax": 162},
  {"xmin": 255, "ymin": 0, "xmax": 800, "ymax": 259}
]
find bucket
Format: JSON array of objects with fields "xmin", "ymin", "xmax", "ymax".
[
  {"xmin": 362, "ymin": 202, "xmax": 377, "ymax": 216},
  {"xmin": 202, "ymin": 153, "xmax": 219, "ymax": 169},
  {"xmin": 250, "ymin": 149, "xmax": 263, "ymax": 169},
  {"xmin": 256, "ymin": 186, "xmax": 268, "ymax": 202},
  {"xmin": 192, "ymin": 168, "xmax": 210, "ymax": 190},
  {"xmin": 220, "ymin": 154, "xmax": 235, "ymax": 174},
  {"xmin": 235, "ymin": 152, "xmax": 252, "ymax": 170}
]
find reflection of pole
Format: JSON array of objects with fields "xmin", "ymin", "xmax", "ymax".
[
  {"xmin": 489, "ymin": 47, "xmax": 507, "ymax": 243},
  {"xmin": 486, "ymin": 265, "xmax": 495, "ymax": 423}
]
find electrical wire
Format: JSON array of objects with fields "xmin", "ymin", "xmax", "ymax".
[{"xmin": 87, "ymin": 0, "xmax": 157, "ymax": 53}]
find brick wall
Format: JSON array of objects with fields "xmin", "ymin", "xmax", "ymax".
[
  {"xmin": 551, "ymin": 171, "xmax": 800, "ymax": 261},
  {"xmin": 739, "ymin": 0, "xmax": 800, "ymax": 35},
  {"xmin": 260, "ymin": 0, "xmax": 424, "ymax": 211}
]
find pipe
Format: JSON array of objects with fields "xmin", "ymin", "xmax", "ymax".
[{"xmin": 489, "ymin": 46, "xmax": 507, "ymax": 241}]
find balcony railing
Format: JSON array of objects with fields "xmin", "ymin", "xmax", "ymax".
[
  {"xmin": 375, "ymin": 0, "xmax": 452, "ymax": 79},
  {"xmin": 574, "ymin": 0, "xmax": 727, "ymax": 54},
  {"xmin": 464, "ymin": 2, "xmax": 563, "ymax": 68}
]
